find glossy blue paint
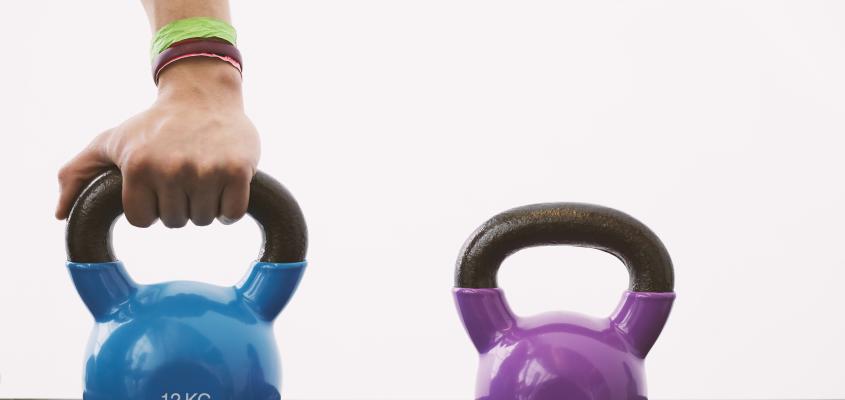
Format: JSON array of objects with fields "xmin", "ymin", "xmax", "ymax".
[{"xmin": 67, "ymin": 260, "xmax": 306, "ymax": 400}]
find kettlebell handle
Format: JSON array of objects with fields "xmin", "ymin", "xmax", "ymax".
[
  {"xmin": 66, "ymin": 168, "xmax": 308, "ymax": 263},
  {"xmin": 455, "ymin": 203, "xmax": 673, "ymax": 292}
]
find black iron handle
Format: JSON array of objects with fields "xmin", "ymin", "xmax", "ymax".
[
  {"xmin": 455, "ymin": 203, "xmax": 674, "ymax": 292},
  {"xmin": 66, "ymin": 168, "xmax": 308, "ymax": 263}
]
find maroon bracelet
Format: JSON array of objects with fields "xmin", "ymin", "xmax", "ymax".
[{"xmin": 152, "ymin": 39, "xmax": 243, "ymax": 85}]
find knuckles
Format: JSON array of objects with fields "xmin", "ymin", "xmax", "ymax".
[
  {"xmin": 161, "ymin": 157, "xmax": 197, "ymax": 181},
  {"xmin": 194, "ymin": 160, "xmax": 249, "ymax": 182},
  {"xmin": 122, "ymin": 153, "xmax": 254, "ymax": 185},
  {"xmin": 121, "ymin": 154, "xmax": 155, "ymax": 178},
  {"xmin": 220, "ymin": 162, "xmax": 254, "ymax": 182}
]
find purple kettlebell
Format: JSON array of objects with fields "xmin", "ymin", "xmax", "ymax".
[{"xmin": 453, "ymin": 203, "xmax": 675, "ymax": 400}]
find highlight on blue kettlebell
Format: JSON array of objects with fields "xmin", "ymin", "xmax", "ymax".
[{"xmin": 64, "ymin": 169, "xmax": 308, "ymax": 400}]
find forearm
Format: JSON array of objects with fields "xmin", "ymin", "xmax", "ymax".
[{"xmin": 141, "ymin": 0, "xmax": 231, "ymax": 31}]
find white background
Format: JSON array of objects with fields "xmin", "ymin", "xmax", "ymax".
[{"xmin": 2, "ymin": 0, "xmax": 844, "ymax": 398}]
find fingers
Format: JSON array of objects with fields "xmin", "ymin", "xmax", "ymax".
[
  {"xmin": 56, "ymin": 132, "xmax": 113, "ymax": 219},
  {"xmin": 58, "ymin": 133, "xmax": 256, "ymax": 227},
  {"xmin": 157, "ymin": 182, "xmax": 190, "ymax": 228},
  {"xmin": 219, "ymin": 165, "xmax": 253, "ymax": 225},
  {"xmin": 121, "ymin": 156, "xmax": 160, "ymax": 227},
  {"xmin": 187, "ymin": 172, "xmax": 222, "ymax": 227},
  {"xmin": 61, "ymin": 159, "xmax": 254, "ymax": 228},
  {"xmin": 122, "ymin": 157, "xmax": 191, "ymax": 228},
  {"xmin": 184, "ymin": 163, "xmax": 253, "ymax": 227},
  {"xmin": 122, "ymin": 175, "xmax": 158, "ymax": 227},
  {"xmin": 119, "ymin": 159, "xmax": 253, "ymax": 228}
]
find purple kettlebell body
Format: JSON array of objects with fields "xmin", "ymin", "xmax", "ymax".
[
  {"xmin": 453, "ymin": 203, "xmax": 676, "ymax": 400},
  {"xmin": 455, "ymin": 289, "xmax": 674, "ymax": 400}
]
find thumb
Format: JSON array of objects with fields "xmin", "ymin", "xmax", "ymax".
[{"xmin": 55, "ymin": 131, "xmax": 115, "ymax": 219}]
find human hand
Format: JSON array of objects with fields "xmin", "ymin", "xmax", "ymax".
[{"xmin": 56, "ymin": 58, "xmax": 260, "ymax": 228}]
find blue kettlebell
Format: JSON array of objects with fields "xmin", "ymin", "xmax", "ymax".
[{"xmin": 65, "ymin": 169, "xmax": 308, "ymax": 400}]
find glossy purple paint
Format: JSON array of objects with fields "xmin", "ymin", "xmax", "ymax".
[{"xmin": 454, "ymin": 288, "xmax": 675, "ymax": 400}]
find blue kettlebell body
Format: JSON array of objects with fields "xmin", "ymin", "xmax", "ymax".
[
  {"xmin": 65, "ymin": 169, "xmax": 309, "ymax": 400},
  {"xmin": 68, "ymin": 261, "xmax": 305, "ymax": 400}
]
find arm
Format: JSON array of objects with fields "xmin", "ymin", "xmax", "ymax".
[{"xmin": 56, "ymin": 0, "xmax": 260, "ymax": 228}]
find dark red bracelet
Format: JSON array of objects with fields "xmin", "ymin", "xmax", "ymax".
[{"xmin": 152, "ymin": 39, "xmax": 243, "ymax": 85}]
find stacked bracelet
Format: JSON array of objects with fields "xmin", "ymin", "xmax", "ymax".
[
  {"xmin": 152, "ymin": 39, "xmax": 242, "ymax": 85},
  {"xmin": 150, "ymin": 17, "xmax": 242, "ymax": 85}
]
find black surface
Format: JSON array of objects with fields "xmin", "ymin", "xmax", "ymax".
[
  {"xmin": 66, "ymin": 168, "xmax": 308, "ymax": 263},
  {"xmin": 455, "ymin": 202, "xmax": 674, "ymax": 292}
]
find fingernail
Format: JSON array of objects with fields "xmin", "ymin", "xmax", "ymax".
[{"xmin": 219, "ymin": 216, "xmax": 237, "ymax": 225}]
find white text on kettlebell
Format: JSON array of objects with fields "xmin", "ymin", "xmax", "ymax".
[{"xmin": 161, "ymin": 393, "xmax": 211, "ymax": 400}]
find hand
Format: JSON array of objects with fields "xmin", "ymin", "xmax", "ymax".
[{"xmin": 56, "ymin": 58, "xmax": 261, "ymax": 228}]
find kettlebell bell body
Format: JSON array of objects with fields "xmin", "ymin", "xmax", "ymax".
[
  {"xmin": 66, "ymin": 169, "xmax": 308, "ymax": 400},
  {"xmin": 454, "ymin": 203, "xmax": 675, "ymax": 400}
]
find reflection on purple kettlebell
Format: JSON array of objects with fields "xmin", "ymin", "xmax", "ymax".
[{"xmin": 453, "ymin": 203, "xmax": 675, "ymax": 400}]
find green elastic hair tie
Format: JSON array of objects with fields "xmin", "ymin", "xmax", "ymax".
[{"xmin": 150, "ymin": 17, "xmax": 237, "ymax": 61}]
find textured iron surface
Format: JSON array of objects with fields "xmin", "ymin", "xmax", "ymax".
[
  {"xmin": 65, "ymin": 168, "xmax": 123, "ymax": 262},
  {"xmin": 248, "ymin": 170, "xmax": 308, "ymax": 263},
  {"xmin": 66, "ymin": 168, "xmax": 308, "ymax": 263},
  {"xmin": 455, "ymin": 203, "xmax": 674, "ymax": 292}
]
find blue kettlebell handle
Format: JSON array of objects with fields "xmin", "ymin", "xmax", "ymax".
[{"xmin": 66, "ymin": 168, "xmax": 308, "ymax": 263}]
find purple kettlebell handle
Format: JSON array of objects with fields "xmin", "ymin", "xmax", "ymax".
[{"xmin": 454, "ymin": 202, "xmax": 674, "ymax": 292}]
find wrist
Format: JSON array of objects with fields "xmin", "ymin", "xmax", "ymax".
[{"xmin": 156, "ymin": 57, "xmax": 243, "ymax": 107}]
